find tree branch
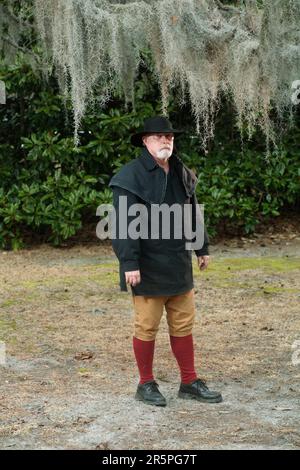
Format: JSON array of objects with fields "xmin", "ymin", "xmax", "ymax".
[
  {"xmin": 2, "ymin": 36, "xmax": 39, "ymax": 61},
  {"xmin": 215, "ymin": 0, "xmax": 241, "ymax": 14},
  {"xmin": 3, "ymin": 5, "xmax": 35, "ymax": 31}
]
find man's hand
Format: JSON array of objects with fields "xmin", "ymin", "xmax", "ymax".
[
  {"xmin": 125, "ymin": 270, "xmax": 141, "ymax": 287},
  {"xmin": 197, "ymin": 255, "xmax": 210, "ymax": 271}
]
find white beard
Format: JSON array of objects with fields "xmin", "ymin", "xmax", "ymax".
[{"xmin": 156, "ymin": 148, "xmax": 172, "ymax": 160}]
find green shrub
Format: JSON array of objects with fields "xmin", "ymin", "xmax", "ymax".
[{"xmin": 0, "ymin": 56, "xmax": 299, "ymax": 249}]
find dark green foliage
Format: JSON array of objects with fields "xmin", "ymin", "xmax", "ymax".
[{"xmin": 0, "ymin": 56, "xmax": 299, "ymax": 249}]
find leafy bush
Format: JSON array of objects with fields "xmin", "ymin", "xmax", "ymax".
[
  {"xmin": 186, "ymin": 144, "xmax": 300, "ymax": 236},
  {"xmin": 0, "ymin": 54, "xmax": 299, "ymax": 249},
  {"xmin": 0, "ymin": 172, "xmax": 106, "ymax": 248}
]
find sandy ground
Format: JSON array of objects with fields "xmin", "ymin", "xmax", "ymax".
[{"xmin": 0, "ymin": 231, "xmax": 299, "ymax": 450}]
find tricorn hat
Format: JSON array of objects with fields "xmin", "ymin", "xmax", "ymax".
[{"xmin": 130, "ymin": 116, "xmax": 184, "ymax": 147}]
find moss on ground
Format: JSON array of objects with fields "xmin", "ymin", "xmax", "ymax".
[
  {"xmin": 192, "ymin": 257, "xmax": 300, "ymax": 296},
  {"xmin": 0, "ymin": 317, "xmax": 17, "ymax": 341},
  {"xmin": 0, "ymin": 258, "xmax": 298, "ymax": 313}
]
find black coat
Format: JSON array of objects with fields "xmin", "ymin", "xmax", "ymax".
[{"xmin": 109, "ymin": 147, "xmax": 209, "ymax": 295}]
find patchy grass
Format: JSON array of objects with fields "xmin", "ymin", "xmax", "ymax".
[{"xmin": 0, "ymin": 243, "xmax": 299, "ymax": 449}]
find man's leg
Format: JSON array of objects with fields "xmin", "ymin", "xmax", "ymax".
[
  {"xmin": 165, "ymin": 289, "xmax": 197, "ymax": 383},
  {"xmin": 131, "ymin": 294, "xmax": 167, "ymax": 406},
  {"xmin": 166, "ymin": 289, "xmax": 222, "ymax": 403},
  {"xmin": 132, "ymin": 337, "xmax": 155, "ymax": 384},
  {"xmin": 169, "ymin": 334, "xmax": 197, "ymax": 384}
]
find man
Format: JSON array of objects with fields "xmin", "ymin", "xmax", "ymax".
[{"xmin": 109, "ymin": 116, "xmax": 222, "ymax": 406}]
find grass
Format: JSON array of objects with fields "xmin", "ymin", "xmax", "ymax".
[{"xmin": 1, "ymin": 257, "xmax": 299, "ymax": 313}]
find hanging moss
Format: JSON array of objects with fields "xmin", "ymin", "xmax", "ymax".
[
  {"xmin": 0, "ymin": 0, "xmax": 41, "ymax": 71},
  {"xmin": 3, "ymin": 1, "xmax": 300, "ymax": 148}
]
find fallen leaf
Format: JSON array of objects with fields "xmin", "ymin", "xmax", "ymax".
[
  {"xmin": 272, "ymin": 407, "xmax": 293, "ymax": 411},
  {"xmin": 96, "ymin": 442, "xmax": 110, "ymax": 450},
  {"xmin": 171, "ymin": 15, "xmax": 179, "ymax": 25},
  {"xmin": 74, "ymin": 351, "xmax": 94, "ymax": 360}
]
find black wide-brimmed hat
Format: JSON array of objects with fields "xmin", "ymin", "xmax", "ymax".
[{"xmin": 130, "ymin": 116, "xmax": 184, "ymax": 147}]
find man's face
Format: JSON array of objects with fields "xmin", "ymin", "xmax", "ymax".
[{"xmin": 142, "ymin": 133, "xmax": 174, "ymax": 160}]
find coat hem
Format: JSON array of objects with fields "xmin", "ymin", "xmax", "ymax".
[{"xmin": 130, "ymin": 284, "xmax": 194, "ymax": 297}]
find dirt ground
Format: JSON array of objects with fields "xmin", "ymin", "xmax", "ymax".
[{"xmin": 0, "ymin": 227, "xmax": 299, "ymax": 450}]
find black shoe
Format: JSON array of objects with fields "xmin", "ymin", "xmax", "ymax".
[
  {"xmin": 135, "ymin": 380, "xmax": 167, "ymax": 407},
  {"xmin": 178, "ymin": 378, "xmax": 223, "ymax": 403}
]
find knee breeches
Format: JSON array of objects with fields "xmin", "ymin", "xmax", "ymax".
[{"xmin": 131, "ymin": 288, "xmax": 196, "ymax": 341}]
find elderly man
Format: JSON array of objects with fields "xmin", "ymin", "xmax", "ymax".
[{"xmin": 109, "ymin": 116, "xmax": 222, "ymax": 406}]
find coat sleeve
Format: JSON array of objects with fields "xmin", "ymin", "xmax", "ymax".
[
  {"xmin": 111, "ymin": 185, "xmax": 141, "ymax": 274},
  {"xmin": 190, "ymin": 192, "xmax": 210, "ymax": 257}
]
